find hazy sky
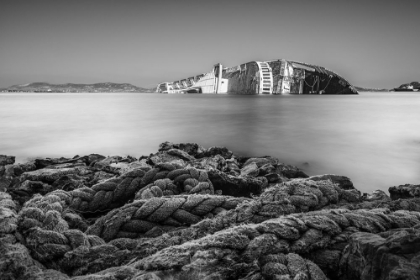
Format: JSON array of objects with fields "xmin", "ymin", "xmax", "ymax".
[{"xmin": 1, "ymin": 0, "xmax": 419, "ymax": 89}]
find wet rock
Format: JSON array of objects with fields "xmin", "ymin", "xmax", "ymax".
[
  {"xmin": 4, "ymin": 142, "xmax": 420, "ymax": 279},
  {"xmin": 240, "ymin": 162, "xmax": 259, "ymax": 177},
  {"xmin": 134, "ymin": 207, "xmax": 418, "ymax": 278},
  {"xmin": 5, "ymin": 161, "xmax": 37, "ymax": 177},
  {"xmin": 167, "ymin": 148, "xmax": 195, "ymax": 161},
  {"xmin": 339, "ymin": 228, "xmax": 420, "ymax": 280},
  {"xmin": 241, "ymin": 157, "xmax": 308, "ymax": 180},
  {"xmin": 109, "ymin": 160, "xmax": 151, "ymax": 175},
  {"xmin": 208, "ymin": 169, "xmax": 267, "ymax": 197},
  {"xmin": 82, "ymin": 153, "xmax": 106, "ymax": 166},
  {"xmin": 0, "ymin": 155, "xmax": 15, "ymax": 166},
  {"xmin": 309, "ymin": 174, "xmax": 355, "ymax": 190},
  {"xmin": 0, "ymin": 242, "xmax": 48, "ymax": 280},
  {"xmin": 365, "ymin": 190, "xmax": 391, "ymax": 201},
  {"xmin": 1, "ymin": 161, "xmax": 37, "ymax": 192},
  {"xmin": 93, "ymin": 156, "xmax": 123, "ymax": 170},
  {"xmin": 148, "ymin": 151, "xmax": 188, "ymax": 166},
  {"xmin": 304, "ymin": 249, "xmax": 342, "ymax": 279},
  {"xmin": 277, "ymin": 163, "xmax": 309, "ymax": 179},
  {"xmin": 88, "ymin": 171, "xmax": 116, "ymax": 185},
  {"xmin": 0, "ymin": 192, "xmax": 18, "ymax": 235},
  {"xmin": 34, "ymin": 156, "xmax": 83, "ymax": 169},
  {"xmin": 201, "ymin": 146, "xmax": 233, "ymax": 159},
  {"xmin": 10, "ymin": 180, "xmax": 53, "ymax": 204},
  {"xmin": 21, "ymin": 167, "xmax": 86, "ymax": 184},
  {"xmin": 324, "ymin": 197, "xmax": 420, "ymax": 213},
  {"xmin": 0, "ymin": 176, "xmax": 13, "ymax": 192},
  {"xmin": 389, "ymin": 183, "xmax": 420, "ymax": 200},
  {"xmin": 158, "ymin": 141, "xmax": 206, "ymax": 158}
]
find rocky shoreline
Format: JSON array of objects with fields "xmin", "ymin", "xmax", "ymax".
[{"xmin": 1, "ymin": 142, "xmax": 420, "ymax": 280}]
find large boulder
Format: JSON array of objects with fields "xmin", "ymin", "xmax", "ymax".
[
  {"xmin": 158, "ymin": 142, "xmax": 206, "ymax": 158},
  {"xmin": 240, "ymin": 157, "xmax": 308, "ymax": 184},
  {"xmin": 208, "ymin": 169, "xmax": 268, "ymax": 197},
  {"xmin": 0, "ymin": 155, "xmax": 15, "ymax": 166},
  {"xmin": 309, "ymin": 174, "xmax": 355, "ymax": 190},
  {"xmin": 339, "ymin": 227, "xmax": 420, "ymax": 280},
  {"xmin": 389, "ymin": 184, "xmax": 420, "ymax": 200}
]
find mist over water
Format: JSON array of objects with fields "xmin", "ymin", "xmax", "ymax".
[{"xmin": 1, "ymin": 92, "xmax": 420, "ymax": 193}]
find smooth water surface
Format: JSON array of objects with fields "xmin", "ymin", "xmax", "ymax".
[{"xmin": 1, "ymin": 92, "xmax": 420, "ymax": 193}]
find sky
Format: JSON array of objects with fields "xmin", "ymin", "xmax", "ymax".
[{"xmin": 0, "ymin": 0, "xmax": 419, "ymax": 89}]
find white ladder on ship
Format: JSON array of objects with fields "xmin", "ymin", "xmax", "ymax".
[{"xmin": 256, "ymin": 61, "xmax": 273, "ymax": 94}]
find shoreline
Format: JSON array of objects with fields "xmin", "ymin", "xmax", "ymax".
[{"xmin": 1, "ymin": 142, "xmax": 420, "ymax": 279}]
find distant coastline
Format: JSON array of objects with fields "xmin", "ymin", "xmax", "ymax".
[
  {"xmin": 2, "ymin": 81, "xmax": 419, "ymax": 94},
  {"xmin": 390, "ymin": 81, "xmax": 420, "ymax": 92},
  {"xmin": 354, "ymin": 86, "xmax": 389, "ymax": 92},
  {"xmin": 0, "ymin": 82, "xmax": 155, "ymax": 93}
]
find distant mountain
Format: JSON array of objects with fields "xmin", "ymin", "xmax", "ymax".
[
  {"xmin": 354, "ymin": 86, "xmax": 389, "ymax": 92},
  {"xmin": 392, "ymin": 81, "xmax": 420, "ymax": 91},
  {"xmin": 0, "ymin": 82, "xmax": 155, "ymax": 93}
]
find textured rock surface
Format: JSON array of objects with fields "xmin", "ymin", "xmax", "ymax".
[
  {"xmin": 339, "ymin": 227, "xmax": 420, "ymax": 280},
  {"xmin": 1, "ymin": 142, "xmax": 420, "ymax": 280},
  {"xmin": 0, "ymin": 155, "xmax": 15, "ymax": 166},
  {"xmin": 389, "ymin": 183, "xmax": 420, "ymax": 200},
  {"xmin": 309, "ymin": 174, "xmax": 354, "ymax": 190}
]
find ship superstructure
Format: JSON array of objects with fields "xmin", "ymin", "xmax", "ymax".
[{"xmin": 156, "ymin": 59, "xmax": 357, "ymax": 95}]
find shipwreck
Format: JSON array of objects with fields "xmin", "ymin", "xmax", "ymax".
[{"xmin": 156, "ymin": 59, "xmax": 358, "ymax": 95}]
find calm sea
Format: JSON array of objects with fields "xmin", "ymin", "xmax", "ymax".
[{"xmin": 1, "ymin": 92, "xmax": 420, "ymax": 193}]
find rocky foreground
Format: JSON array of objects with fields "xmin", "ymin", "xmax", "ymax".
[{"xmin": 1, "ymin": 142, "xmax": 420, "ymax": 280}]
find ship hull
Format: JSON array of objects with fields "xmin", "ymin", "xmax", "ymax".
[{"xmin": 156, "ymin": 59, "xmax": 358, "ymax": 95}]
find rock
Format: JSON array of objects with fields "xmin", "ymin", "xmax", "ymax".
[
  {"xmin": 110, "ymin": 160, "xmax": 151, "ymax": 175},
  {"xmin": 167, "ymin": 149, "xmax": 195, "ymax": 161},
  {"xmin": 304, "ymin": 249, "xmax": 341, "ymax": 278},
  {"xmin": 34, "ymin": 156, "xmax": 81, "ymax": 169},
  {"xmin": 4, "ymin": 142, "xmax": 420, "ymax": 279},
  {"xmin": 88, "ymin": 171, "xmax": 116, "ymax": 185},
  {"xmin": 242, "ymin": 157, "xmax": 274, "ymax": 167},
  {"xmin": 0, "ymin": 155, "xmax": 15, "ymax": 166},
  {"xmin": 389, "ymin": 183, "xmax": 420, "ymax": 200},
  {"xmin": 71, "ymin": 266, "xmax": 139, "ymax": 279},
  {"xmin": 148, "ymin": 151, "xmax": 188, "ymax": 166},
  {"xmin": 0, "ymin": 176, "xmax": 13, "ymax": 192},
  {"xmin": 86, "ymin": 194, "xmax": 245, "ymax": 241},
  {"xmin": 5, "ymin": 162, "xmax": 37, "ymax": 177},
  {"xmin": 0, "ymin": 192, "xmax": 18, "ymax": 235},
  {"xmin": 132, "ymin": 272, "xmax": 161, "ymax": 280},
  {"xmin": 339, "ymin": 228, "xmax": 420, "ymax": 280},
  {"xmin": 309, "ymin": 174, "xmax": 355, "ymax": 190},
  {"xmin": 191, "ymin": 156, "xmax": 224, "ymax": 171},
  {"xmin": 277, "ymin": 163, "xmax": 309, "ymax": 179},
  {"xmin": 240, "ymin": 162, "xmax": 259, "ymax": 177},
  {"xmin": 365, "ymin": 189, "xmax": 391, "ymax": 201},
  {"xmin": 93, "ymin": 156, "xmax": 123, "ymax": 170},
  {"xmin": 201, "ymin": 146, "xmax": 233, "ymax": 159},
  {"xmin": 0, "ymin": 242, "xmax": 47, "ymax": 280},
  {"xmin": 83, "ymin": 153, "xmax": 106, "ymax": 166},
  {"xmin": 9, "ymin": 180, "xmax": 52, "ymax": 204},
  {"xmin": 241, "ymin": 157, "xmax": 308, "ymax": 179},
  {"xmin": 324, "ymin": 197, "xmax": 420, "ymax": 212},
  {"xmin": 21, "ymin": 167, "xmax": 85, "ymax": 184},
  {"xmin": 131, "ymin": 208, "xmax": 420, "ymax": 279},
  {"xmin": 158, "ymin": 142, "xmax": 206, "ymax": 158},
  {"xmin": 208, "ymin": 169, "xmax": 267, "ymax": 197}
]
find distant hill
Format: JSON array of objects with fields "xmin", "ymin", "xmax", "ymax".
[
  {"xmin": 392, "ymin": 81, "xmax": 420, "ymax": 91},
  {"xmin": 0, "ymin": 82, "xmax": 155, "ymax": 93},
  {"xmin": 354, "ymin": 86, "xmax": 389, "ymax": 92}
]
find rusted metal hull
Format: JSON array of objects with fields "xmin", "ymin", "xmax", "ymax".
[{"xmin": 156, "ymin": 59, "xmax": 358, "ymax": 95}]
